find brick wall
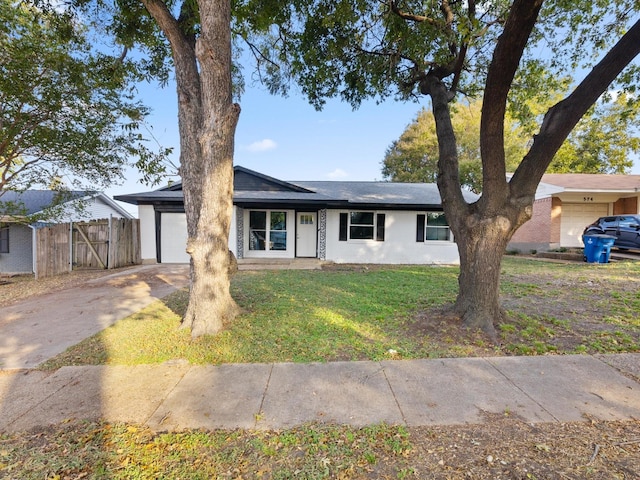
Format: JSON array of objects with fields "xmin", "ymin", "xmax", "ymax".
[
  {"xmin": 508, "ymin": 197, "xmax": 556, "ymax": 252},
  {"xmin": 511, "ymin": 197, "xmax": 552, "ymax": 243}
]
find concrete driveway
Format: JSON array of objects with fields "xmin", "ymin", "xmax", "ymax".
[{"xmin": 0, "ymin": 264, "xmax": 189, "ymax": 370}]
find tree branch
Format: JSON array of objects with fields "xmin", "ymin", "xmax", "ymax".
[
  {"xmin": 389, "ymin": 0, "xmax": 440, "ymax": 25},
  {"xmin": 511, "ymin": 16, "xmax": 640, "ymax": 196},
  {"xmin": 239, "ymin": 33, "xmax": 280, "ymax": 73},
  {"xmin": 480, "ymin": 0, "xmax": 543, "ymax": 206},
  {"xmin": 140, "ymin": 0, "xmax": 195, "ymax": 61},
  {"xmin": 139, "ymin": 0, "xmax": 203, "ymax": 213},
  {"xmin": 422, "ymin": 75, "xmax": 467, "ymax": 217}
]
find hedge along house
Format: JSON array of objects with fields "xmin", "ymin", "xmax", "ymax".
[
  {"xmin": 115, "ymin": 166, "xmax": 478, "ymax": 265},
  {"xmin": 508, "ymin": 173, "xmax": 640, "ymax": 252}
]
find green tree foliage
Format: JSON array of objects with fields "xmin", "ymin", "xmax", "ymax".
[
  {"xmin": 382, "ymin": 101, "xmax": 526, "ymax": 192},
  {"xmin": 383, "ymin": 94, "xmax": 639, "ymax": 191},
  {"xmin": 249, "ymin": 0, "xmax": 640, "ymax": 336},
  {"xmin": 0, "ymin": 0, "xmax": 170, "ymax": 196},
  {"xmin": 550, "ymin": 95, "xmax": 639, "ymax": 174}
]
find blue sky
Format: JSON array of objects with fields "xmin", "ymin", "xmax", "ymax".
[
  {"xmin": 107, "ymin": 79, "xmax": 426, "ymax": 201},
  {"xmin": 107, "ymin": 74, "xmax": 640, "ymax": 210}
]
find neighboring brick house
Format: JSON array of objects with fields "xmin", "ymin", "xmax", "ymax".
[{"xmin": 509, "ymin": 174, "xmax": 640, "ymax": 252}]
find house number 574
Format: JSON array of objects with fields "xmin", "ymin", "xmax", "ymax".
[{"xmin": 583, "ymin": 197, "xmax": 594, "ymax": 202}]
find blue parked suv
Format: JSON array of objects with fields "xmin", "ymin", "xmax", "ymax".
[{"xmin": 583, "ymin": 215, "xmax": 640, "ymax": 250}]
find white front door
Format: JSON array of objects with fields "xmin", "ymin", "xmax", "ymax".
[{"xmin": 296, "ymin": 212, "xmax": 317, "ymax": 257}]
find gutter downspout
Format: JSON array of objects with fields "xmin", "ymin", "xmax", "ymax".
[{"xmin": 29, "ymin": 224, "xmax": 37, "ymax": 277}]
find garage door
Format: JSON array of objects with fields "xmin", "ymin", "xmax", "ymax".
[
  {"xmin": 561, "ymin": 203, "xmax": 609, "ymax": 247},
  {"xmin": 160, "ymin": 213, "xmax": 190, "ymax": 263}
]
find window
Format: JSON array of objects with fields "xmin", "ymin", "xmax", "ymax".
[
  {"xmin": 0, "ymin": 226, "xmax": 8, "ymax": 253},
  {"xmin": 269, "ymin": 211, "xmax": 287, "ymax": 251},
  {"xmin": 350, "ymin": 212, "xmax": 374, "ymax": 239},
  {"xmin": 300, "ymin": 214, "xmax": 314, "ymax": 225},
  {"xmin": 619, "ymin": 216, "xmax": 640, "ymax": 228},
  {"xmin": 249, "ymin": 211, "xmax": 287, "ymax": 251},
  {"xmin": 417, "ymin": 213, "xmax": 450, "ymax": 242},
  {"xmin": 249, "ymin": 211, "xmax": 267, "ymax": 250},
  {"xmin": 339, "ymin": 212, "xmax": 385, "ymax": 241}
]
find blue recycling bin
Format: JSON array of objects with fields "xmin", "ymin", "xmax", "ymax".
[{"xmin": 582, "ymin": 234, "xmax": 616, "ymax": 263}]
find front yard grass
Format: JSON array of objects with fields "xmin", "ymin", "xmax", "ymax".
[
  {"xmin": 40, "ymin": 257, "xmax": 640, "ymax": 370},
  {"xmin": 9, "ymin": 257, "xmax": 640, "ymax": 480}
]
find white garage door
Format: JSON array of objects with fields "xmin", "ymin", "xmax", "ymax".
[
  {"xmin": 161, "ymin": 213, "xmax": 190, "ymax": 263},
  {"xmin": 561, "ymin": 203, "xmax": 609, "ymax": 247}
]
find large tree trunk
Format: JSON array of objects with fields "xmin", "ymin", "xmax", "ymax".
[
  {"xmin": 424, "ymin": 70, "xmax": 533, "ymax": 339},
  {"xmin": 182, "ymin": 158, "xmax": 240, "ymax": 337},
  {"xmin": 180, "ymin": 0, "xmax": 240, "ymax": 337},
  {"xmin": 141, "ymin": 0, "xmax": 239, "ymax": 338},
  {"xmin": 425, "ymin": 3, "xmax": 640, "ymax": 340},
  {"xmin": 452, "ymin": 214, "xmax": 521, "ymax": 340}
]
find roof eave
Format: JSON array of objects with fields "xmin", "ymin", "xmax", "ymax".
[{"xmin": 560, "ymin": 188, "xmax": 640, "ymax": 194}]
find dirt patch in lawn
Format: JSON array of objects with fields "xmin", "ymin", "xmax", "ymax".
[
  {"xmin": 408, "ymin": 262, "xmax": 640, "ymax": 358},
  {"xmin": 406, "ymin": 414, "xmax": 640, "ymax": 479},
  {"xmin": 2, "ymin": 416, "xmax": 638, "ymax": 479}
]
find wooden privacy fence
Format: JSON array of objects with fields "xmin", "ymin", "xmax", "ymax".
[{"xmin": 35, "ymin": 218, "xmax": 141, "ymax": 278}]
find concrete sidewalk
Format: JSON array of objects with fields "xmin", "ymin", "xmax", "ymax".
[
  {"xmin": 0, "ymin": 264, "xmax": 190, "ymax": 369},
  {"xmin": 1, "ymin": 354, "xmax": 639, "ymax": 433},
  {"xmin": 1, "ymin": 264, "xmax": 639, "ymax": 433}
]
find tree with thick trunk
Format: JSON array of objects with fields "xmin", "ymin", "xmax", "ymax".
[
  {"xmin": 256, "ymin": 0, "xmax": 640, "ymax": 338},
  {"xmin": 430, "ymin": 1, "xmax": 640, "ymax": 337},
  {"xmin": 140, "ymin": 0, "xmax": 239, "ymax": 337}
]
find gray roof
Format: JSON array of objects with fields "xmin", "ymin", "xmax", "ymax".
[
  {"xmin": 295, "ymin": 181, "xmax": 460, "ymax": 207},
  {"xmin": 114, "ymin": 166, "xmax": 479, "ymax": 209},
  {"xmin": 0, "ymin": 190, "xmax": 88, "ymax": 215}
]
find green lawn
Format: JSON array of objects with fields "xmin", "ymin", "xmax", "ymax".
[
  {"xmin": 10, "ymin": 257, "xmax": 640, "ymax": 480},
  {"xmin": 40, "ymin": 257, "xmax": 640, "ymax": 369}
]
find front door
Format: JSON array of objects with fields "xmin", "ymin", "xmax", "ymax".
[{"xmin": 296, "ymin": 212, "xmax": 317, "ymax": 257}]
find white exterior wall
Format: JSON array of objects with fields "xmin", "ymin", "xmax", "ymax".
[
  {"xmin": 137, "ymin": 206, "xmax": 460, "ymax": 265},
  {"xmin": 325, "ymin": 210, "xmax": 460, "ymax": 265},
  {"xmin": 138, "ymin": 206, "xmax": 239, "ymax": 264},
  {"xmin": 138, "ymin": 205, "xmax": 157, "ymax": 263},
  {"xmin": 81, "ymin": 197, "xmax": 129, "ymax": 220},
  {"xmin": 57, "ymin": 196, "xmax": 131, "ymax": 222}
]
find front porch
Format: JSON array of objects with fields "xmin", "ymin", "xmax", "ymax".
[{"xmin": 237, "ymin": 258, "xmax": 324, "ymax": 271}]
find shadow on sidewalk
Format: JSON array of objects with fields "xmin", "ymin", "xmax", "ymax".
[{"xmin": 0, "ymin": 264, "xmax": 189, "ymax": 433}]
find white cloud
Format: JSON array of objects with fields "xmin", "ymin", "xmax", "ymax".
[
  {"xmin": 327, "ymin": 168, "xmax": 348, "ymax": 179},
  {"xmin": 244, "ymin": 139, "xmax": 277, "ymax": 153}
]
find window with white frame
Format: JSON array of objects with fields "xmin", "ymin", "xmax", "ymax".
[
  {"xmin": 416, "ymin": 212, "xmax": 450, "ymax": 241},
  {"xmin": 339, "ymin": 212, "xmax": 385, "ymax": 241},
  {"xmin": 249, "ymin": 211, "xmax": 287, "ymax": 251}
]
